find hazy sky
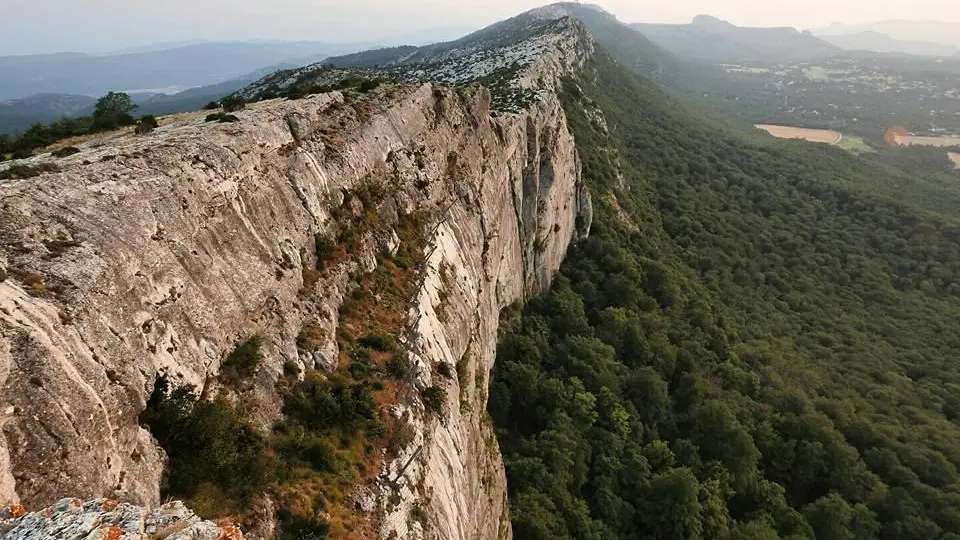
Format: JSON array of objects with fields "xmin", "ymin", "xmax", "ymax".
[{"xmin": 3, "ymin": 0, "xmax": 959, "ymax": 56}]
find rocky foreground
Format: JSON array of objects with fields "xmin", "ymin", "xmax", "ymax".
[{"xmin": 0, "ymin": 499, "xmax": 240, "ymax": 539}]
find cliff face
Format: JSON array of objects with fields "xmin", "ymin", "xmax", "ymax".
[{"xmin": 0, "ymin": 14, "xmax": 592, "ymax": 540}]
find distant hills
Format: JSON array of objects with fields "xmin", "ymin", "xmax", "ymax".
[
  {"xmin": 0, "ymin": 27, "xmax": 474, "ymax": 134},
  {"xmin": 0, "ymin": 66, "xmax": 282, "ymax": 134},
  {"xmin": 815, "ymin": 20, "xmax": 960, "ymax": 49},
  {"xmin": 631, "ymin": 15, "xmax": 840, "ymax": 63},
  {"xmin": 0, "ymin": 26, "xmax": 475, "ymax": 102},
  {"xmin": 815, "ymin": 31, "xmax": 959, "ymax": 57},
  {"xmin": 0, "ymin": 42, "xmax": 356, "ymax": 101},
  {"xmin": 0, "ymin": 93, "xmax": 96, "ymax": 134}
]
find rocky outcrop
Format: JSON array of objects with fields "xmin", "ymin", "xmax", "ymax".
[
  {"xmin": 0, "ymin": 498, "xmax": 241, "ymax": 539},
  {"xmin": 0, "ymin": 15, "xmax": 592, "ymax": 540}
]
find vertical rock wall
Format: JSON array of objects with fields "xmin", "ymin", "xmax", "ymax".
[{"xmin": 0, "ymin": 20, "xmax": 593, "ymax": 540}]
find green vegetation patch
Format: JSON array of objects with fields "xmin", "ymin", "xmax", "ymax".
[
  {"xmin": 491, "ymin": 50, "xmax": 960, "ymax": 540},
  {"xmin": 0, "ymin": 162, "xmax": 60, "ymax": 180},
  {"xmin": 0, "ymin": 91, "xmax": 140, "ymax": 160},
  {"xmin": 139, "ymin": 378, "xmax": 273, "ymax": 516},
  {"xmin": 220, "ymin": 336, "xmax": 263, "ymax": 386},
  {"xmin": 205, "ymin": 112, "xmax": 240, "ymax": 123}
]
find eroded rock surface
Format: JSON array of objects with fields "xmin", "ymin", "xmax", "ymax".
[
  {"xmin": 0, "ymin": 498, "xmax": 241, "ymax": 540},
  {"xmin": 0, "ymin": 13, "xmax": 593, "ymax": 540}
]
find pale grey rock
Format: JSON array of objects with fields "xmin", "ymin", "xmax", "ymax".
[
  {"xmin": 351, "ymin": 486, "xmax": 377, "ymax": 514},
  {"xmin": 0, "ymin": 498, "xmax": 242, "ymax": 539},
  {"xmin": 0, "ymin": 13, "xmax": 593, "ymax": 540}
]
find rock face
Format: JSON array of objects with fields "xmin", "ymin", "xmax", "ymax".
[
  {"xmin": 0, "ymin": 14, "xmax": 592, "ymax": 540},
  {"xmin": 0, "ymin": 498, "xmax": 242, "ymax": 539}
]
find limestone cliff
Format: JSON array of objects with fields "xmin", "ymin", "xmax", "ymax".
[{"xmin": 0, "ymin": 12, "xmax": 593, "ymax": 540}]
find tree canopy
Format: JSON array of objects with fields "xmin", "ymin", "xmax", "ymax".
[
  {"xmin": 92, "ymin": 91, "xmax": 137, "ymax": 130},
  {"xmin": 492, "ymin": 49, "xmax": 960, "ymax": 540}
]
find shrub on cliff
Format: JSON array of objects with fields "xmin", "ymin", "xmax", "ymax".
[
  {"xmin": 51, "ymin": 146, "xmax": 81, "ymax": 158},
  {"xmin": 134, "ymin": 115, "xmax": 159, "ymax": 134},
  {"xmin": 0, "ymin": 163, "xmax": 60, "ymax": 180},
  {"xmin": 220, "ymin": 336, "xmax": 263, "ymax": 385},
  {"xmin": 276, "ymin": 508, "xmax": 330, "ymax": 540},
  {"xmin": 281, "ymin": 373, "xmax": 379, "ymax": 434},
  {"xmin": 421, "ymin": 386, "xmax": 446, "ymax": 414},
  {"xmin": 139, "ymin": 377, "xmax": 272, "ymax": 514},
  {"xmin": 221, "ymin": 95, "xmax": 246, "ymax": 112},
  {"xmin": 205, "ymin": 112, "xmax": 240, "ymax": 123}
]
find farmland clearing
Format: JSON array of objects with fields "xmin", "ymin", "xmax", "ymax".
[
  {"xmin": 756, "ymin": 124, "xmax": 843, "ymax": 144},
  {"xmin": 892, "ymin": 134, "xmax": 960, "ymax": 148}
]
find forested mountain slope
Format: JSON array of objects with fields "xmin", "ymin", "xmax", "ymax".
[{"xmin": 491, "ymin": 40, "xmax": 960, "ymax": 540}]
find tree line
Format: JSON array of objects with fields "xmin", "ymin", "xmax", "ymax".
[{"xmin": 0, "ymin": 92, "xmax": 157, "ymax": 161}]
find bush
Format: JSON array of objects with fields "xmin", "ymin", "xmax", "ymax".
[
  {"xmin": 221, "ymin": 336, "xmax": 263, "ymax": 385},
  {"xmin": 276, "ymin": 508, "xmax": 329, "ymax": 540},
  {"xmin": 421, "ymin": 386, "xmax": 446, "ymax": 414},
  {"xmin": 204, "ymin": 101, "xmax": 220, "ymax": 110},
  {"xmin": 296, "ymin": 323, "xmax": 327, "ymax": 351},
  {"xmin": 221, "ymin": 96, "xmax": 246, "ymax": 113},
  {"xmin": 0, "ymin": 163, "xmax": 60, "ymax": 180},
  {"xmin": 139, "ymin": 377, "xmax": 273, "ymax": 512},
  {"xmin": 386, "ymin": 349, "xmax": 412, "ymax": 380},
  {"xmin": 135, "ymin": 115, "xmax": 159, "ymax": 134},
  {"xmin": 51, "ymin": 147, "xmax": 81, "ymax": 158},
  {"xmin": 92, "ymin": 92, "xmax": 137, "ymax": 131},
  {"xmin": 358, "ymin": 332, "xmax": 397, "ymax": 353},
  {"xmin": 349, "ymin": 361, "xmax": 373, "ymax": 380},
  {"xmin": 358, "ymin": 79, "xmax": 382, "ymax": 93},
  {"xmin": 281, "ymin": 374, "xmax": 379, "ymax": 433},
  {"xmin": 274, "ymin": 428, "xmax": 339, "ymax": 474},
  {"xmin": 315, "ymin": 234, "xmax": 336, "ymax": 267},
  {"xmin": 437, "ymin": 362, "xmax": 453, "ymax": 379},
  {"xmin": 205, "ymin": 112, "xmax": 240, "ymax": 123}
]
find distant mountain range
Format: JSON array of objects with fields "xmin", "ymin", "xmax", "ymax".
[
  {"xmin": 815, "ymin": 20, "xmax": 960, "ymax": 49},
  {"xmin": 631, "ymin": 15, "xmax": 840, "ymax": 63},
  {"xmin": 0, "ymin": 42, "xmax": 360, "ymax": 101},
  {"xmin": 815, "ymin": 31, "xmax": 959, "ymax": 57},
  {"xmin": 0, "ymin": 65, "xmax": 285, "ymax": 134},
  {"xmin": 0, "ymin": 27, "xmax": 475, "ymax": 102},
  {"xmin": 0, "ymin": 27, "xmax": 474, "ymax": 134}
]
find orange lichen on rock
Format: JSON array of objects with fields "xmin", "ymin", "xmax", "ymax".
[
  {"xmin": 104, "ymin": 526, "xmax": 123, "ymax": 540},
  {"xmin": 9, "ymin": 504, "xmax": 26, "ymax": 518},
  {"xmin": 216, "ymin": 524, "xmax": 243, "ymax": 540}
]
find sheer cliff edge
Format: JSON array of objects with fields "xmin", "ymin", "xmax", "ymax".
[{"xmin": 0, "ymin": 13, "xmax": 593, "ymax": 540}]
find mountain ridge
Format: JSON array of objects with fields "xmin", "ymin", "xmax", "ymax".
[
  {"xmin": 0, "ymin": 9, "xmax": 594, "ymax": 539},
  {"xmin": 816, "ymin": 30, "xmax": 960, "ymax": 57},
  {"xmin": 631, "ymin": 15, "xmax": 840, "ymax": 63},
  {"xmin": 814, "ymin": 19, "xmax": 960, "ymax": 48}
]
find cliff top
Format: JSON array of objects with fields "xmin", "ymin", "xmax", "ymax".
[{"xmin": 238, "ymin": 13, "xmax": 592, "ymax": 113}]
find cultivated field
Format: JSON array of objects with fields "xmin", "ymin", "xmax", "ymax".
[
  {"xmin": 756, "ymin": 124, "xmax": 842, "ymax": 144},
  {"xmin": 893, "ymin": 135, "xmax": 960, "ymax": 148}
]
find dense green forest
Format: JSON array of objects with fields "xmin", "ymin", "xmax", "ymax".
[{"xmin": 490, "ymin": 49, "xmax": 960, "ymax": 540}]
